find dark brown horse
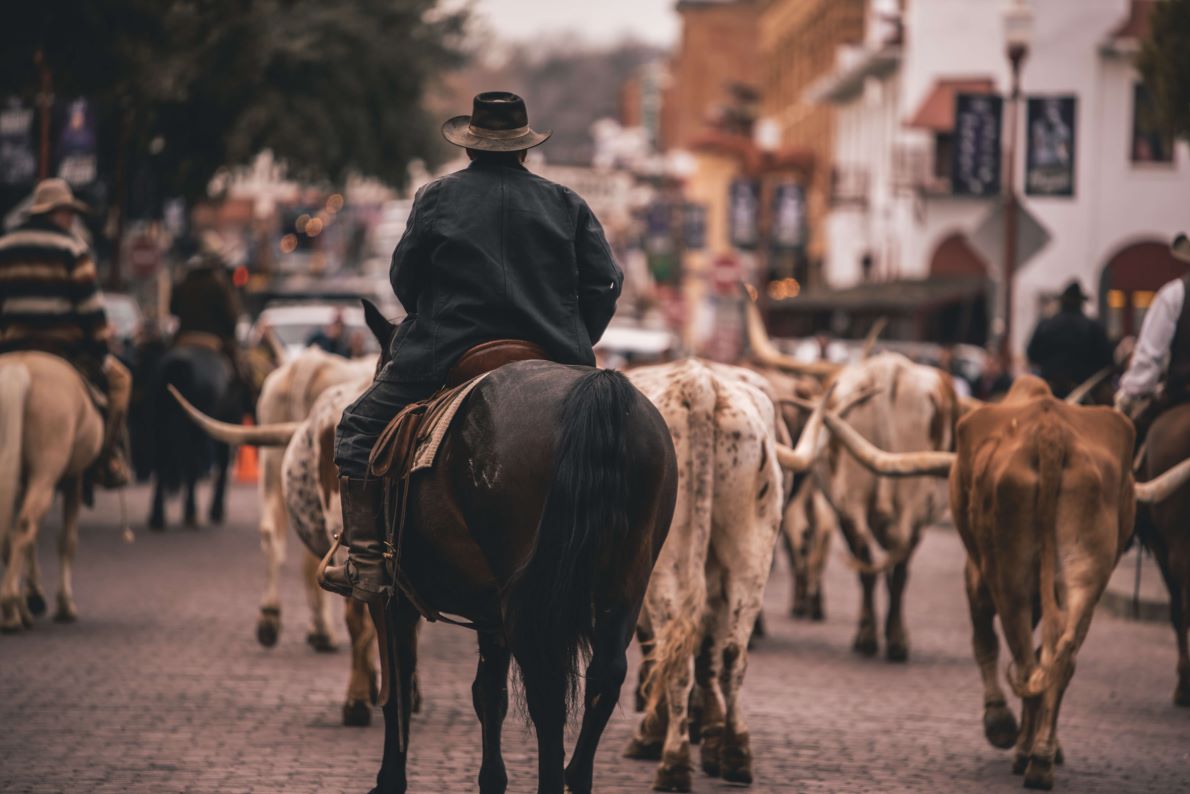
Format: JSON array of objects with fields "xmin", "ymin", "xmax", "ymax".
[
  {"xmin": 362, "ymin": 308, "xmax": 678, "ymax": 794},
  {"xmin": 1140, "ymin": 403, "xmax": 1190, "ymax": 707}
]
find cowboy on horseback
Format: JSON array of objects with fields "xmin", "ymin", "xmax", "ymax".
[
  {"xmin": 320, "ymin": 91, "xmax": 623, "ymax": 604},
  {"xmin": 1114, "ymin": 233, "xmax": 1190, "ymax": 430},
  {"xmin": 0, "ymin": 178, "xmax": 130, "ymax": 488}
]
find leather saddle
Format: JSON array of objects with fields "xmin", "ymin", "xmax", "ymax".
[{"xmin": 365, "ymin": 339, "xmax": 548, "ymax": 624}]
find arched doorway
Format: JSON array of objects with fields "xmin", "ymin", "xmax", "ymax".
[
  {"xmin": 1099, "ymin": 240, "xmax": 1188, "ymax": 338},
  {"xmin": 926, "ymin": 232, "xmax": 991, "ymax": 345}
]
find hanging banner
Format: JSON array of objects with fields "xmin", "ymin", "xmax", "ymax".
[
  {"xmin": 0, "ymin": 99, "xmax": 36, "ymax": 186},
  {"xmin": 728, "ymin": 179, "xmax": 760, "ymax": 250},
  {"xmin": 56, "ymin": 98, "xmax": 97, "ymax": 187},
  {"xmin": 683, "ymin": 203, "xmax": 706, "ymax": 251},
  {"xmin": 771, "ymin": 182, "xmax": 806, "ymax": 250},
  {"xmin": 952, "ymin": 93, "xmax": 1003, "ymax": 198},
  {"xmin": 1025, "ymin": 95, "xmax": 1076, "ymax": 197}
]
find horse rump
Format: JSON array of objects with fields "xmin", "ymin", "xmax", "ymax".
[
  {"xmin": 149, "ymin": 347, "xmax": 232, "ymax": 491},
  {"xmin": 504, "ymin": 368, "xmax": 638, "ymax": 717}
]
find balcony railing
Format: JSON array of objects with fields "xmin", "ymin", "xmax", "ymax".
[{"xmin": 830, "ymin": 165, "xmax": 870, "ymax": 207}]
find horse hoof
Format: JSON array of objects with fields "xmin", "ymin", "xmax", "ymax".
[
  {"xmin": 809, "ymin": 594, "xmax": 825, "ymax": 621},
  {"xmin": 26, "ymin": 592, "xmax": 47, "ymax": 617},
  {"xmin": 306, "ymin": 631, "xmax": 337, "ymax": 653},
  {"xmin": 208, "ymin": 508, "xmax": 224, "ymax": 525},
  {"xmin": 699, "ymin": 726, "xmax": 723, "ymax": 777},
  {"xmin": 852, "ymin": 634, "xmax": 878, "ymax": 658},
  {"xmin": 256, "ymin": 620, "xmax": 279, "ymax": 648},
  {"xmin": 148, "ymin": 517, "xmax": 165, "ymax": 532},
  {"xmin": 342, "ymin": 698, "xmax": 372, "ymax": 727},
  {"xmin": 886, "ymin": 641, "xmax": 909, "ymax": 663},
  {"xmin": 53, "ymin": 608, "xmax": 77, "ymax": 624},
  {"xmin": 1023, "ymin": 756, "xmax": 1055, "ymax": 790},
  {"xmin": 183, "ymin": 516, "xmax": 198, "ymax": 530},
  {"xmin": 720, "ymin": 733, "xmax": 752, "ymax": 784},
  {"xmin": 624, "ymin": 736, "xmax": 663, "ymax": 761},
  {"xmin": 1054, "ymin": 744, "xmax": 1064, "ymax": 765},
  {"xmin": 1174, "ymin": 678, "xmax": 1190, "ymax": 707},
  {"xmin": 1012, "ymin": 753, "xmax": 1029, "ymax": 775},
  {"xmin": 983, "ymin": 703, "xmax": 1019, "ymax": 749},
  {"xmin": 652, "ymin": 754, "xmax": 691, "ymax": 792},
  {"xmin": 791, "ymin": 603, "xmax": 808, "ymax": 620}
]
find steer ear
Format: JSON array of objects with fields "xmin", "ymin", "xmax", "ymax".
[{"xmin": 361, "ymin": 299, "xmax": 395, "ymax": 351}]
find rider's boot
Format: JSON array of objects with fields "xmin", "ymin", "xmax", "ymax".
[
  {"xmin": 319, "ymin": 477, "xmax": 389, "ymax": 605},
  {"xmin": 94, "ymin": 356, "xmax": 132, "ymax": 489}
]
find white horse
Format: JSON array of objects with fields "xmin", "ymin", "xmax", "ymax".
[{"xmin": 0, "ymin": 352, "xmax": 103, "ymax": 632}]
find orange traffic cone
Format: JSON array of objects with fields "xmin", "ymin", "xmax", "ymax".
[{"xmin": 235, "ymin": 416, "xmax": 260, "ymax": 483}]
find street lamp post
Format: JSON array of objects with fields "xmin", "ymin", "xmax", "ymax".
[{"xmin": 1001, "ymin": 0, "xmax": 1034, "ymax": 362}]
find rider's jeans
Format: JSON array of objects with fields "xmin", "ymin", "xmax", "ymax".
[{"xmin": 334, "ymin": 378, "xmax": 437, "ymax": 478}]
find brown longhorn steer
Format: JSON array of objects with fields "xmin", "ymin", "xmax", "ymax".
[
  {"xmin": 1140, "ymin": 402, "xmax": 1190, "ymax": 706},
  {"xmin": 819, "ymin": 375, "xmax": 1190, "ymax": 790}
]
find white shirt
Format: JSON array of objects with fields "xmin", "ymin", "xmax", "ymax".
[{"xmin": 1119, "ymin": 277, "xmax": 1185, "ymax": 398}]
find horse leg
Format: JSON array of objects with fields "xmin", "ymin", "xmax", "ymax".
[
  {"xmin": 208, "ymin": 444, "xmax": 228, "ymax": 525},
  {"xmin": 563, "ymin": 603, "xmax": 639, "ymax": 794},
  {"xmin": 473, "ymin": 630, "xmax": 511, "ymax": 794},
  {"xmin": 1, "ymin": 479, "xmax": 54, "ymax": 631},
  {"xmin": 369, "ymin": 596, "xmax": 418, "ymax": 794},
  {"xmin": 343, "ymin": 596, "xmax": 377, "ymax": 726},
  {"xmin": 303, "ymin": 551, "xmax": 337, "ymax": 652},
  {"xmin": 148, "ymin": 477, "xmax": 166, "ymax": 531},
  {"xmin": 517, "ymin": 647, "xmax": 567, "ymax": 794},
  {"xmin": 23, "ymin": 532, "xmax": 46, "ymax": 617},
  {"xmin": 183, "ymin": 474, "xmax": 198, "ymax": 528},
  {"xmin": 54, "ymin": 478, "xmax": 82, "ymax": 623}
]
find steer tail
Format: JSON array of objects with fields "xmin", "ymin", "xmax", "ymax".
[
  {"xmin": 0, "ymin": 364, "xmax": 31, "ymax": 542},
  {"xmin": 1013, "ymin": 417, "xmax": 1067, "ymax": 699},
  {"xmin": 505, "ymin": 369, "xmax": 638, "ymax": 721},
  {"xmin": 642, "ymin": 366, "xmax": 716, "ymax": 715}
]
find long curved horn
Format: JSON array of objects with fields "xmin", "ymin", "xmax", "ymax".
[
  {"xmin": 861, "ymin": 317, "xmax": 887, "ymax": 359},
  {"xmin": 1135, "ymin": 457, "xmax": 1190, "ymax": 502},
  {"xmin": 1065, "ymin": 366, "xmax": 1114, "ymax": 405},
  {"xmin": 820, "ymin": 409, "xmax": 955, "ymax": 477},
  {"xmin": 774, "ymin": 385, "xmax": 879, "ymax": 471},
  {"xmin": 741, "ymin": 283, "xmax": 840, "ymax": 378},
  {"xmin": 168, "ymin": 385, "xmax": 300, "ymax": 446}
]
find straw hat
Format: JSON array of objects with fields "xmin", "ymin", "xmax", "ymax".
[{"xmin": 29, "ymin": 178, "xmax": 90, "ymax": 215}]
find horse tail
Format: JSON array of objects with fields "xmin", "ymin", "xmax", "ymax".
[
  {"xmin": 505, "ymin": 369, "xmax": 638, "ymax": 719},
  {"xmin": 0, "ymin": 363, "xmax": 31, "ymax": 540}
]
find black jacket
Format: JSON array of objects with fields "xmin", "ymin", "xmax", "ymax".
[
  {"xmin": 170, "ymin": 263, "xmax": 240, "ymax": 342},
  {"xmin": 383, "ymin": 160, "xmax": 622, "ymax": 384},
  {"xmin": 1026, "ymin": 308, "xmax": 1113, "ymax": 398}
]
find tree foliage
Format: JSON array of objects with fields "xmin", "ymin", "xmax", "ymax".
[
  {"xmin": 1137, "ymin": 0, "xmax": 1190, "ymax": 141},
  {"xmin": 0, "ymin": 1, "xmax": 468, "ymax": 201}
]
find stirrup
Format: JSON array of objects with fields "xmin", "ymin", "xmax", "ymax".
[{"xmin": 316, "ymin": 533, "xmax": 352, "ymax": 597}]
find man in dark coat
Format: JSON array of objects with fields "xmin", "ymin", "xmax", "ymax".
[
  {"xmin": 1026, "ymin": 280, "xmax": 1113, "ymax": 399},
  {"xmin": 169, "ymin": 249, "xmax": 250, "ymax": 398},
  {"xmin": 322, "ymin": 91, "xmax": 623, "ymax": 602}
]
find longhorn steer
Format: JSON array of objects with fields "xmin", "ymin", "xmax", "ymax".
[{"xmin": 821, "ymin": 375, "xmax": 1190, "ymax": 790}]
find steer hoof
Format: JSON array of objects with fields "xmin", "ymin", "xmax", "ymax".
[
  {"xmin": 53, "ymin": 606, "xmax": 77, "ymax": 624},
  {"xmin": 721, "ymin": 732, "xmax": 753, "ymax": 784},
  {"xmin": 809, "ymin": 594, "xmax": 825, "ymax": 622},
  {"xmin": 256, "ymin": 620, "xmax": 279, "ymax": 648},
  {"xmin": 26, "ymin": 591, "xmax": 47, "ymax": 617},
  {"xmin": 1012, "ymin": 753, "xmax": 1029, "ymax": 775},
  {"xmin": 652, "ymin": 753, "xmax": 691, "ymax": 792},
  {"xmin": 886, "ymin": 641, "xmax": 909, "ymax": 663},
  {"xmin": 983, "ymin": 702, "xmax": 1019, "ymax": 749},
  {"xmin": 1023, "ymin": 755, "xmax": 1055, "ymax": 790},
  {"xmin": 624, "ymin": 735, "xmax": 663, "ymax": 761},
  {"xmin": 699, "ymin": 726, "xmax": 723, "ymax": 777},
  {"xmin": 147, "ymin": 515, "xmax": 165, "ymax": 532},
  {"xmin": 852, "ymin": 633, "xmax": 878, "ymax": 658},
  {"xmin": 342, "ymin": 698, "xmax": 372, "ymax": 727},
  {"xmin": 306, "ymin": 631, "xmax": 337, "ymax": 653}
]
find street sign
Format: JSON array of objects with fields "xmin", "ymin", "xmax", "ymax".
[
  {"xmin": 952, "ymin": 93, "xmax": 1003, "ymax": 197},
  {"xmin": 969, "ymin": 201, "xmax": 1051, "ymax": 270}
]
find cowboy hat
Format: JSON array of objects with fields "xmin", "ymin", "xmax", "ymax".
[
  {"xmin": 1173, "ymin": 233, "xmax": 1190, "ymax": 264},
  {"xmin": 441, "ymin": 91, "xmax": 551, "ymax": 152},
  {"xmin": 1060, "ymin": 280, "xmax": 1089, "ymax": 303},
  {"xmin": 28, "ymin": 177, "xmax": 90, "ymax": 215}
]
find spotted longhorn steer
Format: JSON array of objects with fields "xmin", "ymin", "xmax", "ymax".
[
  {"xmin": 254, "ymin": 346, "xmax": 376, "ymax": 650},
  {"xmin": 622, "ymin": 358, "xmax": 826, "ymax": 791},
  {"xmin": 822, "ymin": 375, "xmax": 1190, "ymax": 790}
]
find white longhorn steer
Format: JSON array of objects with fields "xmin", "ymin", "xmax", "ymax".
[{"xmin": 622, "ymin": 358, "xmax": 837, "ymax": 792}]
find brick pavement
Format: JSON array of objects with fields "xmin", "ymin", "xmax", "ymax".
[{"xmin": 0, "ymin": 483, "xmax": 1187, "ymax": 793}]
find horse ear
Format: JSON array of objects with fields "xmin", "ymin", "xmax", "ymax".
[{"xmin": 361, "ymin": 299, "xmax": 395, "ymax": 350}]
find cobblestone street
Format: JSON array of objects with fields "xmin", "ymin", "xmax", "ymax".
[{"xmin": 1, "ymin": 482, "xmax": 1187, "ymax": 793}]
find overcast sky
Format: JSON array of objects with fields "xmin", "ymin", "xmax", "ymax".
[{"xmin": 463, "ymin": 0, "xmax": 679, "ymax": 47}]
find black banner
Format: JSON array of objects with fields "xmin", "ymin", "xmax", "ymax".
[
  {"xmin": 728, "ymin": 179, "xmax": 760, "ymax": 250},
  {"xmin": 1025, "ymin": 96, "xmax": 1076, "ymax": 197},
  {"xmin": 952, "ymin": 93, "xmax": 1003, "ymax": 198}
]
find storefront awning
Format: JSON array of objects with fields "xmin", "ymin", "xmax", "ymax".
[{"xmin": 906, "ymin": 78, "xmax": 995, "ymax": 132}]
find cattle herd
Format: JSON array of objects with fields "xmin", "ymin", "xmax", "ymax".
[{"xmin": 6, "ymin": 296, "xmax": 1190, "ymax": 793}]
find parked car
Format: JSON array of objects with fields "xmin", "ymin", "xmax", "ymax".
[{"xmin": 251, "ymin": 302, "xmax": 381, "ymax": 359}]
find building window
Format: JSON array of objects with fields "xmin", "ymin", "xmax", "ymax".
[
  {"xmin": 1131, "ymin": 83, "xmax": 1174, "ymax": 164},
  {"xmin": 933, "ymin": 132, "xmax": 954, "ymax": 184}
]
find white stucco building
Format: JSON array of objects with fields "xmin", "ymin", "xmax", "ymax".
[{"xmin": 809, "ymin": 0, "xmax": 1189, "ymax": 357}]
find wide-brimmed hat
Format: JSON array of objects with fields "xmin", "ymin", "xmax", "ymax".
[
  {"xmin": 1173, "ymin": 233, "xmax": 1190, "ymax": 264},
  {"xmin": 1059, "ymin": 280, "xmax": 1089, "ymax": 303},
  {"xmin": 28, "ymin": 177, "xmax": 90, "ymax": 215},
  {"xmin": 441, "ymin": 91, "xmax": 551, "ymax": 152}
]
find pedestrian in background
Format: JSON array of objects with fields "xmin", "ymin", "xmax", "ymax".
[{"xmin": 1026, "ymin": 280, "xmax": 1113, "ymax": 398}]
